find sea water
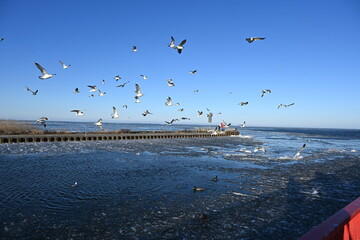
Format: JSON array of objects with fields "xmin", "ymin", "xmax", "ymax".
[{"xmin": 0, "ymin": 122, "xmax": 360, "ymax": 239}]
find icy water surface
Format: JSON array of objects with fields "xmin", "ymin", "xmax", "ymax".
[{"xmin": 1, "ymin": 125, "xmax": 360, "ymax": 239}]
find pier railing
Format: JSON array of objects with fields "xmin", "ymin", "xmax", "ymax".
[{"xmin": 0, "ymin": 129, "xmax": 239, "ymax": 144}]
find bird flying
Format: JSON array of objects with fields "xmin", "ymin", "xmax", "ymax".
[
  {"xmin": 70, "ymin": 110, "xmax": 84, "ymax": 116},
  {"xmin": 135, "ymin": 84, "xmax": 144, "ymax": 97},
  {"xmin": 35, "ymin": 62, "xmax": 56, "ymax": 79},
  {"xmin": 140, "ymin": 75, "xmax": 147, "ymax": 80},
  {"xmin": 59, "ymin": 60, "xmax": 71, "ymax": 69},
  {"xmin": 114, "ymin": 75, "xmax": 121, "ymax": 81},
  {"xmin": 87, "ymin": 85, "xmax": 97, "ymax": 92},
  {"xmin": 142, "ymin": 110, "xmax": 153, "ymax": 117},
  {"xmin": 294, "ymin": 144, "xmax": 306, "ymax": 159},
  {"xmin": 116, "ymin": 81, "xmax": 130, "ymax": 88},
  {"xmin": 246, "ymin": 37, "xmax": 266, "ymax": 43},
  {"xmin": 165, "ymin": 97, "xmax": 173, "ymax": 106},
  {"xmin": 168, "ymin": 36, "xmax": 175, "ymax": 48},
  {"xmin": 111, "ymin": 107, "xmax": 119, "ymax": 119},
  {"xmin": 132, "ymin": 46, "xmax": 138, "ymax": 52},
  {"xmin": 35, "ymin": 117, "xmax": 48, "ymax": 127},
  {"xmin": 94, "ymin": 118, "xmax": 103, "ymax": 129},
  {"xmin": 167, "ymin": 79, "xmax": 175, "ymax": 87},
  {"xmin": 189, "ymin": 70, "xmax": 197, "ymax": 74},
  {"xmin": 239, "ymin": 102, "xmax": 249, "ymax": 106},
  {"xmin": 25, "ymin": 86, "xmax": 38, "ymax": 95},
  {"xmin": 261, "ymin": 89, "xmax": 271, "ymax": 97},
  {"xmin": 284, "ymin": 103, "xmax": 295, "ymax": 108},
  {"xmin": 74, "ymin": 88, "xmax": 80, "ymax": 94}
]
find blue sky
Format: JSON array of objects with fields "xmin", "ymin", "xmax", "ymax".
[{"xmin": 0, "ymin": 0, "xmax": 359, "ymax": 129}]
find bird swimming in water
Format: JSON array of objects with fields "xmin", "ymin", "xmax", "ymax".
[
  {"xmin": 193, "ymin": 186, "xmax": 205, "ymax": 192},
  {"xmin": 212, "ymin": 176, "xmax": 218, "ymax": 182}
]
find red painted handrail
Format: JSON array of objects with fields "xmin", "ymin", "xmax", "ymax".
[{"xmin": 299, "ymin": 197, "xmax": 360, "ymax": 240}]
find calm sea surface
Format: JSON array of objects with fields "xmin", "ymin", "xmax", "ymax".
[{"xmin": 1, "ymin": 122, "xmax": 360, "ymax": 239}]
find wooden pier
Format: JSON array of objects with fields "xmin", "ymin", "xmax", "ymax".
[{"xmin": 0, "ymin": 129, "xmax": 239, "ymax": 144}]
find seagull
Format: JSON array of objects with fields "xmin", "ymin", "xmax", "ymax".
[
  {"xmin": 123, "ymin": 104, "xmax": 128, "ymax": 109},
  {"xmin": 71, "ymin": 182, "xmax": 78, "ymax": 188},
  {"xmin": 135, "ymin": 84, "xmax": 144, "ymax": 97},
  {"xmin": 111, "ymin": 107, "xmax": 119, "ymax": 119},
  {"xmin": 194, "ymin": 89, "xmax": 199, "ymax": 93},
  {"xmin": 114, "ymin": 75, "xmax": 121, "ymax": 81},
  {"xmin": 168, "ymin": 36, "xmax": 175, "ymax": 48},
  {"xmin": 239, "ymin": 102, "xmax": 249, "ymax": 106},
  {"xmin": 246, "ymin": 37, "xmax": 266, "ymax": 43},
  {"xmin": 132, "ymin": 46, "xmax": 138, "ymax": 52},
  {"xmin": 98, "ymin": 89, "xmax": 106, "ymax": 96},
  {"xmin": 206, "ymin": 108, "xmax": 210, "ymax": 112},
  {"xmin": 70, "ymin": 110, "xmax": 84, "ymax": 116},
  {"xmin": 74, "ymin": 88, "xmax": 80, "ymax": 93},
  {"xmin": 116, "ymin": 81, "xmax": 130, "ymax": 88},
  {"xmin": 101, "ymin": 79, "xmax": 106, "ymax": 85},
  {"xmin": 178, "ymin": 108, "xmax": 184, "ymax": 112},
  {"xmin": 59, "ymin": 60, "xmax": 71, "ymax": 69},
  {"xmin": 240, "ymin": 121, "xmax": 246, "ymax": 128},
  {"xmin": 277, "ymin": 104, "xmax": 283, "ymax": 109},
  {"xmin": 197, "ymin": 111, "xmax": 203, "ymax": 117},
  {"xmin": 167, "ymin": 78, "xmax": 175, "ymax": 87},
  {"xmin": 175, "ymin": 103, "xmax": 180, "ymax": 106},
  {"xmin": 165, "ymin": 97, "xmax": 173, "ymax": 106},
  {"xmin": 222, "ymin": 120, "xmax": 231, "ymax": 127},
  {"xmin": 35, "ymin": 117, "xmax": 48, "ymax": 127},
  {"xmin": 140, "ymin": 75, "xmax": 147, "ymax": 80},
  {"xmin": 35, "ymin": 62, "xmax": 56, "ymax": 79},
  {"xmin": 193, "ymin": 186, "xmax": 205, "ymax": 192},
  {"xmin": 284, "ymin": 103, "xmax": 295, "ymax": 108},
  {"xmin": 0, "ymin": 38, "xmax": 4, "ymax": 42},
  {"xmin": 294, "ymin": 144, "xmax": 306, "ymax": 159},
  {"xmin": 25, "ymin": 86, "xmax": 38, "ymax": 95},
  {"xmin": 181, "ymin": 117, "xmax": 190, "ymax": 120},
  {"xmin": 254, "ymin": 146, "xmax": 267, "ymax": 153},
  {"xmin": 174, "ymin": 39, "xmax": 186, "ymax": 54},
  {"xmin": 165, "ymin": 118, "xmax": 178, "ymax": 125},
  {"xmin": 261, "ymin": 89, "xmax": 271, "ymax": 97},
  {"xmin": 212, "ymin": 176, "xmax": 219, "ymax": 182},
  {"xmin": 87, "ymin": 85, "xmax": 97, "ymax": 92},
  {"xmin": 189, "ymin": 70, "xmax": 197, "ymax": 74},
  {"xmin": 94, "ymin": 118, "xmax": 103, "ymax": 129},
  {"xmin": 142, "ymin": 110, "xmax": 153, "ymax": 116},
  {"xmin": 134, "ymin": 96, "xmax": 140, "ymax": 103}
]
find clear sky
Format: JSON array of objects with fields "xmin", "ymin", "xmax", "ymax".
[{"xmin": 0, "ymin": 0, "xmax": 359, "ymax": 129}]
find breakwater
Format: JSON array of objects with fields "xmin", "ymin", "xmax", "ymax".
[{"xmin": 0, "ymin": 129, "xmax": 239, "ymax": 144}]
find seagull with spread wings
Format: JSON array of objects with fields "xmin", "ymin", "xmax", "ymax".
[
  {"xmin": 70, "ymin": 110, "xmax": 84, "ymax": 116},
  {"xmin": 261, "ymin": 89, "xmax": 271, "ymax": 97},
  {"xmin": 135, "ymin": 84, "xmax": 144, "ymax": 97},
  {"xmin": 35, "ymin": 62, "xmax": 56, "ymax": 79},
  {"xmin": 116, "ymin": 81, "xmax": 130, "ymax": 88},
  {"xmin": 246, "ymin": 37, "xmax": 266, "ymax": 43},
  {"xmin": 111, "ymin": 107, "xmax": 119, "ymax": 119},
  {"xmin": 165, "ymin": 97, "xmax": 173, "ymax": 106},
  {"xmin": 59, "ymin": 60, "xmax": 71, "ymax": 69},
  {"xmin": 25, "ymin": 86, "xmax": 38, "ymax": 95}
]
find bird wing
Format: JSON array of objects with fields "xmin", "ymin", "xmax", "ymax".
[
  {"xmin": 59, "ymin": 60, "xmax": 64, "ymax": 66},
  {"xmin": 35, "ymin": 62, "xmax": 47, "ymax": 75},
  {"xmin": 178, "ymin": 39, "xmax": 186, "ymax": 46}
]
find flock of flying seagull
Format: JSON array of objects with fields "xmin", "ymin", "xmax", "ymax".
[{"xmin": 0, "ymin": 35, "xmax": 295, "ymax": 130}]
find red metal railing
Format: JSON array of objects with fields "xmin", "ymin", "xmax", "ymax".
[{"xmin": 299, "ymin": 197, "xmax": 360, "ymax": 240}]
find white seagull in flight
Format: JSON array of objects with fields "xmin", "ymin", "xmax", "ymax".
[
  {"xmin": 246, "ymin": 37, "xmax": 266, "ymax": 43},
  {"xmin": 35, "ymin": 117, "xmax": 48, "ymax": 127},
  {"xmin": 87, "ymin": 85, "xmax": 97, "ymax": 92},
  {"xmin": 240, "ymin": 121, "xmax": 246, "ymax": 128},
  {"xmin": 25, "ymin": 86, "xmax": 38, "ymax": 95},
  {"xmin": 294, "ymin": 144, "xmax": 306, "ymax": 159},
  {"xmin": 132, "ymin": 46, "xmax": 138, "ymax": 52},
  {"xmin": 135, "ymin": 84, "xmax": 144, "ymax": 97},
  {"xmin": 140, "ymin": 75, "xmax": 148, "ymax": 80},
  {"xmin": 70, "ymin": 110, "xmax": 84, "ymax": 116},
  {"xmin": 59, "ymin": 60, "xmax": 71, "ymax": 69},
  {"xmin": 114, "ymin": 75, "xmax": 121, "ymax": 81},
  {"xmin": 165, "ymin": 119, "xmax": 178, "ymax": 125},
  {"xmin": 134, "ymin": 96, "xmax": 140, "ymax": 103},
  {"xmin": 116, "ymin": 81, "xmax": 130, "ymax": 88},
  {"xmin": 35, "ymin": 62, "xmax": 56, "ymax": 79},
  {"xmin": 94, "ymin": 118, "xmax": 103, "ymax": 129},
  {"xmin": 165, "ymin": 97, "xmax": 173, "ymax": 106},
  {"xmin": 284, "ymin": 103, "xmax": 295, "ymax": 108},
  {"xmin": 261, "ymin": 89, "xmax": 271, "ymax": 97},
  {"xmin": 167, "ymin": 79, "xmax": 175, "ymax": 87},
  {"xmin": 111, "ymin": 106, "xmax": 119, "ymax": 119},
  {"xmin": 142, "ymin": 110, "xmax": 153, "ymax": 116},
  {"xmin": 189, "ymin": 70, "xmax": 197, "ymax": 74}
]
